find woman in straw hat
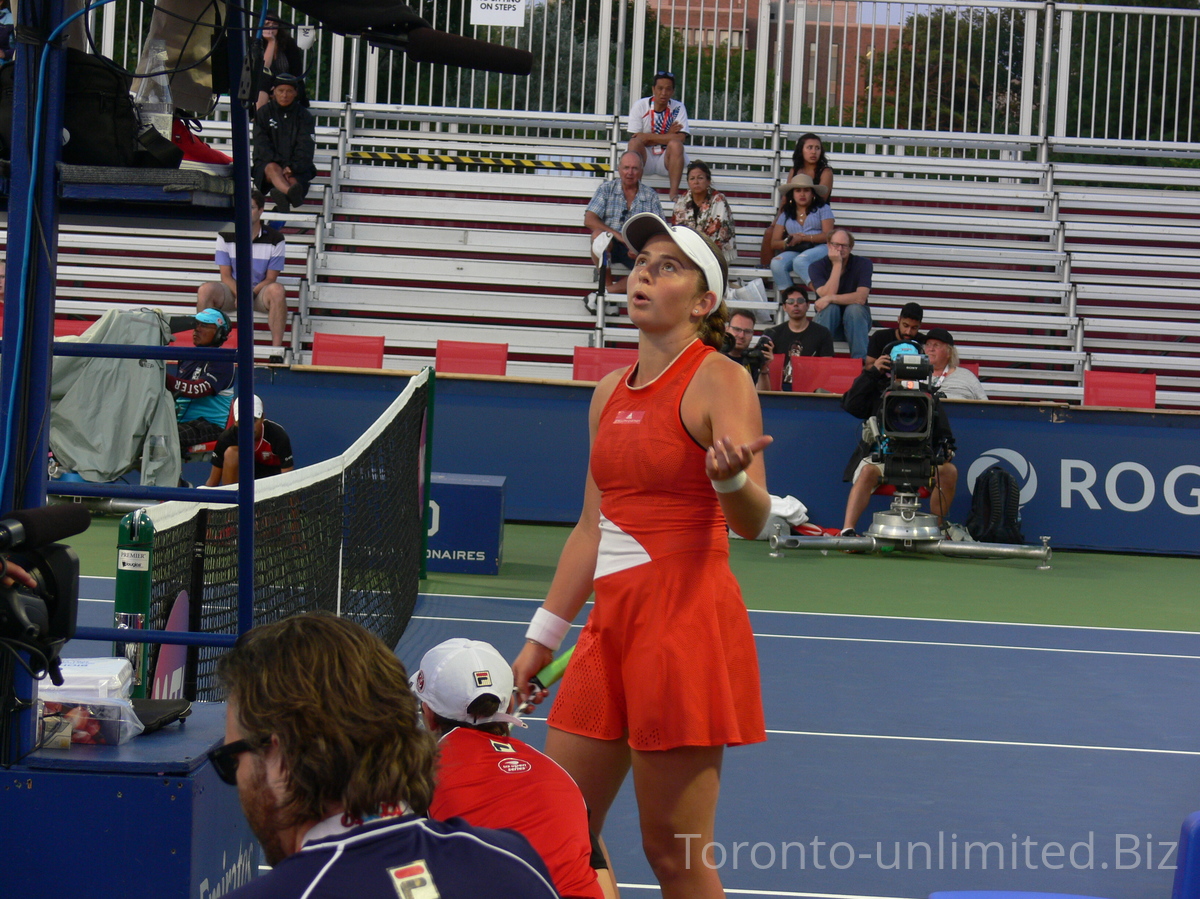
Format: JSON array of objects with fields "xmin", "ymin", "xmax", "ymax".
[
  {"xmin": 515, "ymin": 213, "xmax": 771, "ymax": 899},
  {"xmin": 768, "ymin": 173, "xmax": 835, "ymax": 293}
]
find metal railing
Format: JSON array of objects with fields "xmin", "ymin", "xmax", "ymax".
[{"xmin": 82, "ymin": 1, "xmax": 1198, "ymax": 158}]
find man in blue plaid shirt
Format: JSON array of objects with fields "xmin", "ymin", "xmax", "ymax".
[{"xmin": 584, "ymin": 151, "xmax": 663, "ymax": 293}]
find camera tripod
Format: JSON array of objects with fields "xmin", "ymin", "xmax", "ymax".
[{"xmin": 768, "ymin": 490, "xmax": 1052, "ymax": 568}]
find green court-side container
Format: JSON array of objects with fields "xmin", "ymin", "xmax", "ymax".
[{"xmin": 114, "ymin": 509, "xmax": 154, "ymax": 698}]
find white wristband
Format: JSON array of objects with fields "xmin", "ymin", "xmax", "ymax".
[
  {"xmin": 711, "ymin": 470, "xmax": 748, "ymax": 493},
  {"xmin": 526, "ymin": 608, "xmax": 571, "ymax": 652}
]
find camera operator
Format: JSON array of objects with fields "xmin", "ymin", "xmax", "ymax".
[
  {"xmin": 721, "ymin": 309, "xmax": 774, "ymax": 390},
  {"xmin": 836, "ymin": 343, "xmax": 957, "ymax": 537},
  {"xmin": 2, "ymin": 558, "xmax": 37, "ymax": 590}
]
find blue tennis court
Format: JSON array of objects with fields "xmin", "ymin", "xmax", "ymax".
[
  {"xmin": 68, "ymin": 583, "xmax": 1200, "ymax": 898},
  {"xmin": 397, "ymin": 593, "xmax": 1200, "ymax": 899}
]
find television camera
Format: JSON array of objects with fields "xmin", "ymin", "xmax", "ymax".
[
  {"xmin": 767, "ymin": 345, "xmax": 1052, "ymax": 566},
  {"xmin": 1, "ymin": 506, "xmax": 88, "ymax": 689}
]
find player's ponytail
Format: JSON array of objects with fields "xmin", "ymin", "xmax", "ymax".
[{"xmin": 698, "ymin": 298, "xmax": 730, "ymax": 349}]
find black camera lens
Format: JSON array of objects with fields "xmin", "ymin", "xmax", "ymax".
[{"xmin": 883, "ymin": 396, "xmax": 930, "ymax": 434}]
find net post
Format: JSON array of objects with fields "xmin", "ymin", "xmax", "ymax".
[
  {"xmin": 420, "ymin": 367, "xmax": 436, "ymax": 580},
  {"xmin": 184, "ymin": 509, "xmax": 209, "ymax": 702},
  {"xmin": 114, "ymin": 509, "xmax": 154, "ymax": 699}
]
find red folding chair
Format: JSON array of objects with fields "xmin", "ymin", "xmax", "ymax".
[
  {"xmin": 311, "ymin": 332, "xmax": 386, "ymax": 369},
  {"xmin": 790, "ymin": 356, "xmax": 862, "ymax": 394},
  {"xmin": 435, "ymin": 340, "xmax": 508, "ymax": 376},
  {"xmin": 1083, "ymin": 370, "xmax": 1156, "ymax": 409},
  {"xmin": 572, "ymin": 346, "xmax": 639, "ymax": 382}
]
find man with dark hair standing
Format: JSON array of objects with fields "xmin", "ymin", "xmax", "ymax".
[
  {"xmin": 864, "ymin": 301, "xmax": 925, "ymax": 370},
  {"xmin": 414, "ymin": 638, "xmax": 616, "ymax": 899},
  {"xmin": 213, "ymin": 613, "xmax": 560, "ymax": 899},
  {"xmin": 763, "ymin": 285, "xmax": 834, "ymax": 391}
]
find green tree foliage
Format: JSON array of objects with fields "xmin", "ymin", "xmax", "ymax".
[
  {"xmin": 862, "ymin": 6, "xmax": 1026, "ymax": 134},
  {"xmin": 1051, "ymin": 0, "xmax": 1199, "ymax": 145}
]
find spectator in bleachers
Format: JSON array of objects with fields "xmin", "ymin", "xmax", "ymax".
[
  {"xmin": 253, "ymin": 72, "xmax": 316, "ymax": 213},
  {"xmin": 585, "ymin": 151, "xmax": 662, "ymax": 293},
  {"xmin": 205, "ymin": 395, "xmax": 295, "ymax": 487},
  {"xmin": 810, "ymin": 228, "xmax": 873, "ymax": 359},
  {"xmin": 865, "ymin": 302, "xmax": 926, "ymax": 370},
  {"xmin": 672, "ymin": 160, "xmax": 737, "ymax": 264},
  {"xmin": 924, "ymin": 328, "xmax": 988, "ymax": 400},
  {"xmin": 768, "ymin": 175, "xmax": 834, "ymax": 294},
  {"xmin": 255, "ymin": 14, "xmax": 306, "ymax": 110},
  {"xmin": 763, "ymin": 284, "xmax": 834, "ymax": 391},
  {"xmin": 787, "ymin": 132, "xmax": 835, "ymax": 199},
  {"xmin": 626, "ymin": 71, "xmax": 689, "ymax": 201},
  {"xmin": 168, "ymin": 308, "xmax": 235, "ymax": 452},
  {"xmin": 721, "ymin": 309, "xmax": 774, "ymax": 390},
  {"xmin": 196, "ymin": 188, "xmax": 289, "ymax": 364}
]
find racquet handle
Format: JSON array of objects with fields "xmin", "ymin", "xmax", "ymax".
[{"xmin": 536, "ymin": 645, "xmax": 574, "ymax": 687}]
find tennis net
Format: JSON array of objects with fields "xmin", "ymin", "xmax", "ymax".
[{"xmin": 144, "ymin": 369, "xmax": 431, "ymax": 699}]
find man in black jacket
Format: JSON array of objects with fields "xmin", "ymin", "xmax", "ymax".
[
  {"xmin": 253, "ymin": 73, "xmax": 316, "ymax": 213},
  {"xmin": 837, "ymin": 343, "xmax": 958, "ymax": 536}
]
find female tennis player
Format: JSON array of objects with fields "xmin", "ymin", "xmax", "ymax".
[{"xmin": 514, "ymin": 213, "xmax": 771, "ymax": 898}]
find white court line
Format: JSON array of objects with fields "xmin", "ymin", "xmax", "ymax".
[
  {"xmin": 410, "ymin": 608, "xmax": 1200, "ymax": 660},
  {"xmin": 410, "ymin": 614, "xmax": 531, "ymax": 626},
  {"xmin": 418, "ymin": 592, "xmax": 1200, "ymax": 638},
  {"xmin": 749, "ymin": 607, "xmax": 1200, "ymax": 637},
  {"xmin": 768, "ymin": 728, "xmax": 1200, "ymax": 757},
  {"xmin": 758, "ymin": 632, "xmax": 1200, "ymax": 661}
]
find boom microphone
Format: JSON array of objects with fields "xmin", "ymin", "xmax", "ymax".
[
  {"xmin": 281, "ymin": 1, "xmax": 534, "ymax": 76},
  {"xmin": 364, "ymin": 26, "xmax": 534, "ymax": 75},
  {"xmin": 0, "ymin": 505, "xmax": 91, "ymax": 552}
]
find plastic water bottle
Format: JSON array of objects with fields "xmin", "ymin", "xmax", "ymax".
[{"xmin": 134, "ymin": 39, "xmax": 174, "ymax": 141}]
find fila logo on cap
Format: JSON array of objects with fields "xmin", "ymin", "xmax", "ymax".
[{"xmin": 473, "ymin": 670, "xmax": 493, "ymax": 688}]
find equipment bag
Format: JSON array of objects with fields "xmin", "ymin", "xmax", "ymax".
[
  {"xmin": 0, "ymin": 49, "xmax": 144, "ymax": 167},
  {"xmin": 965, "ymin": 464, "xmax": 1025, "ymax": 544}
]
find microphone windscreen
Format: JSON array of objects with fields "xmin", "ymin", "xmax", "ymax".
[
  {"xmin": 8, "ymin": 505, "xmax": 92, "ymax": 547},
  {"xmin": 403, "ymin": 27, "xmax": 534, "ymax": 76}
]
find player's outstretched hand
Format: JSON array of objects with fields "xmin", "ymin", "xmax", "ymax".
[{"xmin": 706, "ymin": 434, "xmax": 773, "ymax": 481}]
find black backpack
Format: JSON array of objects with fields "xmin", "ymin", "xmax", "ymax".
[
  {"xmin": 965, "ymin": 464, "xmax": 1025, "ymax": 544},
  {"xmin": 0, "ymin": 49, "xmax": 171, "ymax": 168}
]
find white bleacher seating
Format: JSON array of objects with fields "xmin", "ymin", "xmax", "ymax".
[{"xmin": 8, "ymin": 104, "xmax": 1195, "ymax": 406}]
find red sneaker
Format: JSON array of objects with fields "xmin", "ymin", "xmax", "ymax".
[{"xmin": 172, "ymin": 117, "xmax": 232, "ymax": 176}]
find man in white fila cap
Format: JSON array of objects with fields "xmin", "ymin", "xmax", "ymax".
[
  {"xmin": 205, "ymin": 394, "xmax": 294, "ymax": 486},
  {"xmin": 412, "ymin": 639, "xmax": 617, "ymax": 899}
]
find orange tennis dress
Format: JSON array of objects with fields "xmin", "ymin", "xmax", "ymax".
[{"xmin": 547, "ymin": 339, "xmax": 767, "ymax": 751}]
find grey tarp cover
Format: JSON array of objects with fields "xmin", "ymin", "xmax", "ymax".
[{"xmin": 50, "ymin": 308, "xmax": 181, "ymax": 486}]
